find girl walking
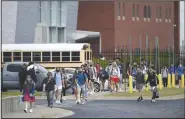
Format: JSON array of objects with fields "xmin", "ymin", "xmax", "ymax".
[{"xmin": 110, "ymin": 62, "xmax": 120, "ymax": 92}]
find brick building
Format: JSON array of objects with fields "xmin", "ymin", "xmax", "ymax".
[{"xmin": 77, "ymin": 0, "xmax": 180, "ymax": 54}]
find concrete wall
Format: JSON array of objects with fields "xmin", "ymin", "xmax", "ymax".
[{"xmin": 2, "ymin": 96, "xmax": 35, "ymax": 115}]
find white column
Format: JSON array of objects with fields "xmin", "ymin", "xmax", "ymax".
[{"xmin": 99, "ymin": 34, "xmax": 102, "ymax": 53}]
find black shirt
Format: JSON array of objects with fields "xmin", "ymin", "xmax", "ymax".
[
  {"xmin": 136, "ymin": 72, "xmax": 145, "ymax": 84},
  {"xmin": 43, "ymin": 77, "xmax": 56, "ymax": 91},
  {"xmin": 145, "ymin": 72, "xmax": 159, "ymax": 86}
]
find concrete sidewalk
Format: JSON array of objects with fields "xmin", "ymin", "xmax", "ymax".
[
  {"xmin": 36, "ymin": 92, "xmax": 184, "ymax": 100},
  {"xmin": 2, "ymin": 105, "xmax": 74, "ymax": 118}
]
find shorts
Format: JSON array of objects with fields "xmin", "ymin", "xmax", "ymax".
[
  {"xmin": 136, "ymin": 84, "xmax": 144, "ymax": 91},
  {"xmin": 111, "ymin": 77, "xmax": 119, "ymax": 84}
]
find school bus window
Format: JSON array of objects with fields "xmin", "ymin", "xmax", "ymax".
[
  {"xmin": 3, "ymin": 52, "xmax": 12, "ymax": 62},
  {"xmin": 13, "ymin": 52, "xmax": 21, "ymax": 61},
  {"xmin": 32, "ymin": 52, "xmax": 41, "ymax": 62},
  {"xmin": 85, "ymin": 52, "xmax": 87, "ymax": 60},
  {"xmin": 87, "ymin": 51, "xmax": 89, "ymax": 60},
  {"xmin": 42, "ymin": 52, "xmax": 50, "ymax": 61},
  {"xmin": 52, "ymin": 52, "xmax": 60, "ymax": 61},
  {"xmin": 62, "ymin": 52, "xmax": 70, "ymax": 61},
  {"xmin": 90, "ymin": 52, "xmax": 92, "ymax": 60},
  {"xmin": 23, "ymin": 52, "xmax": 31, "ymax": 62},
  {"xmin": 71, "ymin": 51, "xmax": 80, "ymax": 61}
]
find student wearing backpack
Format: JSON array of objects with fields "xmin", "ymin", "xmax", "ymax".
[
  {"xmin": 161, "ymin": 66, "xmax": 168, "ymax": 87},
  {"xmin": 88, "ymin": 62, "xmax": 97, "ymax": 95},
  {"xmin": 116, "ymin": 58, "xmax": 124, "ymax": 92},
  {"xmin": 132, "ymin": 62, "xmax": 137, "ymax": 91},
  {"xmin": 99, "ymin": 67, "xmax": 109, "ymax": 92},
  {"xmin": 145, "ymin": 66, "xmax": 159, "ymax": 103},
  {"xmin": 43, "ymin": 72, "xmax": 56, "ymax": 108},
  {"xmin": 176, "ymin": 64, "xmax": 185, "ymax": 88},
  {"xmin": 110, "ymin": 62, "xmax": 120, "ymax": 92},
  {"xmin": 75, "ymin": 68, "xmax": 88, "ymax": 104},
  {"xmin": 54, "ymin": 67, "xmax": 63, "ymax": 105}
]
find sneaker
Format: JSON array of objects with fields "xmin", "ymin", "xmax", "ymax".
[
  {"xmin": 50, "ymin": 105, "xmax": 53, "ymax": 108},
  {"xmin": 63, "ymin": 98, "xmax": 66, "ymax": 101},
  {"xmin": 29, "ymin": 109, "xmax": 33, "ymax": 113},
  {"xmin": 76, "ymin": 101, "xmax": 80, "ymax": 104},
  {"xmin": 55, "ymin": 100, "xmax": 59, "ymax": 104},
  {"xmin": 137, "ymin": 97, "xmax": 141, "ymax": 102},
  {"xmin": 140, "ymin": 97, "xmax": 143, "ymax": 101},
  {"xmin": 24, "ymin": 109, "xmax": 27, "ymax": 113},
  {"xmin": 58, "ymin": 102, "xmax": 61, "ymax": 105}
]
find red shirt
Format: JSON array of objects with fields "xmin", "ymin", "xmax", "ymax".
[{"xmin": 96, "ymin": 64, "xmax": 100, "ymax": 73}]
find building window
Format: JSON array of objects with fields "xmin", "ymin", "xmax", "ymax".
[
  {"xmin": 71, "ymin": 52, "xmax": 80, "ymax": 61},
  {"xmin": 165, "ymin": 8, "xmax": 168, "ymax": 19},
  {"xmin": 62, "ymin": 52, "xmax": 70, "ymax": 61},
  {"xmin": 156, "ymin": 6, "xmax": 159, "ymax": 18},
  {"xmin": 32, "ymin": 52, "xmax": 41, "ymax": 62},
  {"xmin": 168, "ymin": 8, "xmax": 171, "ymax": 19},
  {"xmin": 52, "ymin": 52, "xmax": 60, "ymax": 61},
  {"xmin": 42, "ymin": 52, "xmax": 50, "ymax": 61},
  {"xmin": 117, "ymin": 0, "xmax": 121, "ymax": 17},
  {"xmin": 122, "ymin": 1, "xmax": 125, "ymax": 17},
  {"xmin": 136, "ymin": 4, "xmax": 139, "ymax": 17},
  {"xmin": 147, "ymin": 6, "xmax": 151, "ymax": 18},
  {"xmin": 23, "ymin": 52, "xmax": 31, "ymax": 62},
  {"xmin": 3, "ymin": 52, "xmax": 12, "ymax": 62},
  {"xmin": 144, "ymin": 5, "xmax": 147, "ymax": 18},
  {"xmin": 159, "ymin": 7, "xmax": 162, "ymax": 18},
  {"xmin": 132, "ymin": 4, "xmax": 135, "ymax": 17},
  {"xmin": 13, "ymin": 52, "xmax": 21, "ymax": 61}
]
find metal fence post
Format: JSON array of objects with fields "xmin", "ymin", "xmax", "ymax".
[
  {"xmin": 140, "ymin": 35, "xmax": 142, "ymax": 65},
  {"xmin": 146, "ymin": 34, "xmax": 149, "ymax": 65},
  {"xmin": 129, "ymin": 36, "xmax": 132, "ymax": 72}
]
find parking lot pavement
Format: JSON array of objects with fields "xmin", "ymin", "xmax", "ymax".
[{"xmin": 36, "ymin": 97, "xmax": 184, "ymax": 118}]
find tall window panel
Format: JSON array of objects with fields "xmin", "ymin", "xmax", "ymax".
[
  {"xmin": 159, "ymin": 7, "xmax": 162, "ymax": 19},
  {"xmin": 132, "ymin": 4, "xmax": 135, "ymax": 17},
  {"xmin": 39, "ymin": 1, "xmax": 42, "ymax": 23},
  {"xmin": 49, "ymin": 1, "xmax": 52, "ymax": 25},
  {"xmin": 49, "ymin": 27, "xmax": 57, "ymax": 43},
  {"xmin": 122, "ymin": 1, "xmax": 125, "ymax": 17},
  {"xmin": 144, "ymin": 5, "xmax": 147, "ymax": 18},
  {"xmin": 51, "ymin": 1, "xmax": 57, "ymax": 26},
  {"xmin": 117, "ymin": 0, "xmax": 121, "ymax": 17},
  {"xmin": 148, "ymin": 6, "xmax": 151, "ymax": 18},
  {"xmin": 58, "ymin": 28, "xmax": 64, "ymax": 43},
  {"xmin": 165, "ymin": 8, "xmax": 168, "ymax": 19},
  {"xmin": 136, "ymin": 4, "xmax": 139, "ymax": 17},
  {"xmin": 168, "ymin": 8, "xmax": 171, "ymax": 19},
  {"xmin": 57, "ymin": 1, "xmax": 62, "ymax": 26}
]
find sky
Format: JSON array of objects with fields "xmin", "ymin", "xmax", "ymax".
[{"xmin": 180, "ymin": 1, "xmax": 184, "ymax": 46}]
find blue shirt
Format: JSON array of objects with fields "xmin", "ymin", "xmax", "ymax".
[
  {"xmin": 76, "ymin": 73, "xmax": 87, "ymax": 86},
  {"xmin": 169, "ymin": 67, "xmax": 176, "ymax": 74},
  {"xmin": 55, "ymin": 72, "xmax": 62, "ymax": 86},
  {"xmin": 176, "ymin": 66, "xmax": 185, "ymax": 77}
]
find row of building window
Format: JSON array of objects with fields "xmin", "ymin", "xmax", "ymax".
[
  {"xmin": 117, "ymin": 1, "xmax": 172, "ymax": 21},
  {"xmin": 3, "ymin": 51, "xmax": 80, "ymax": 62}
]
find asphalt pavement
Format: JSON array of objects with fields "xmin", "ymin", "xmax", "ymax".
[{"xmin": 36, "ymin": 98, "xmax": 184, "ymax": 118}]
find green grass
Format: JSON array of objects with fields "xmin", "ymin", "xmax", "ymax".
[
  {"xmin": 104, "ymin": 88, "xmax": 185, "ymax": 97},
  {"xmin": 1, "ymin": 91, "xmax": 43, "ymax": 98}
]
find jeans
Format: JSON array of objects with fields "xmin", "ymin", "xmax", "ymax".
[
  {"xmin": 132, "ymin": 76, "xmax": 136, "ymax": 89},
  {"xmin": 76, "ymin": 84, "xmax": 87, "ymax": 102},
  {"xmin": 46, "ymin": 90, "xmax": 54, "ymax": 106}
]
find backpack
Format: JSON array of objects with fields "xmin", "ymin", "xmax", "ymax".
[
  {"xmin": 102, "ymin": 70, "xmax": 109, "ymax": 79},
  {"xmin": 27, "ymin": 66, "xmax": 37, "ymax": 83}
]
